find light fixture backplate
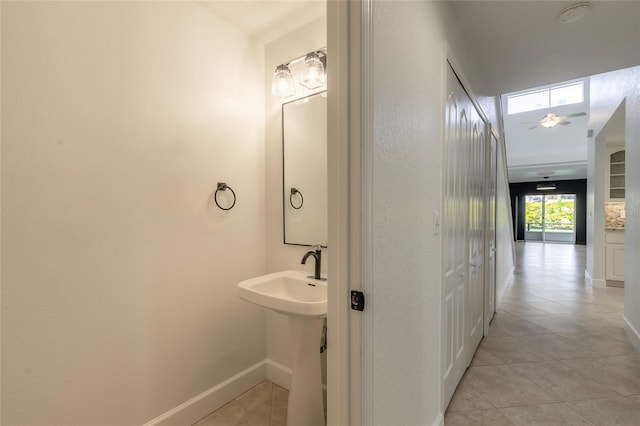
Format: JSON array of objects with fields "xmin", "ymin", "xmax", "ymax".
[{"xmin": 558, "ymin": 2, "xmax": 592, "ymax": 24}]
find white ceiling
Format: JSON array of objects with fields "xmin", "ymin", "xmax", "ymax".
[
  {"xmin": 450, "ymin": 1, "xmax": 640, "ymax": 183},
  {"xmin": 198, "ymin": 1, "xmax": 325, "ymax": 45},
  {"xmin": 450, "ymin": 1, "xmax": 640, "ymax": 95}
]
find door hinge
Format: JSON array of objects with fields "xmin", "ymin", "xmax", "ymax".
[{"xmin": 350, "ymin": 290, "xmax": 365, "ymax": 311}]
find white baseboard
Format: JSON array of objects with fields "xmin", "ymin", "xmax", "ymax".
[
  {"xmin": 496, "ymin": 265, "xmax": 515, "ymax": 308},
  {"xmin": 265, "ymin": 359, "xmax": 327, "ymax": 393},
  {"xmin": 432, "ymin": 412, "xmax": 444, "ymax": 426},
  {"xmin": 266, "ymin": 359, "xmax": 293, "ymax": 391},
  {"xmin": 142, "ymin": 358, "xmax": 327, "ymax": 426},
  {"xmin": 623, "ymin": 316, "xmax": 640, "ymax": 352},
  {"xmin": 141, "ymin": 360, "xmax": 267, "ymax": 426},
  {"xmin": 585, "ymin": 269, "xmax": 607, "ymax": 288}
]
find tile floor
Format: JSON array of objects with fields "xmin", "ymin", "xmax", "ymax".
[
  {"xmin": 192, "ymin": 380, "xmax": 288, "ymax": 426},
  {"xmin": 194, "ymin": 242, "xmax": 640, "ymax": 426},
  {"xmin": 445, "ymin": 242, "xmax": 640, "ymax": 425}
]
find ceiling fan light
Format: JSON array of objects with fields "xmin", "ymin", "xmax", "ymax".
[
  {"xmin": 540, "ymin": 112, "xmax": 561, "ymax": 128},
  {"xmin": 540, "ymin": 119, "xmax": 558, "ymax": 128}
]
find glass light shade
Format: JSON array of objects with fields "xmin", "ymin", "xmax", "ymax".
[
  {"xmin": 299, "ymin": 52, "xmax": 326, "ymax": 90},
  {"xmin": 272, "ymin": 64, "xmax": 296, "ymax": 98}
]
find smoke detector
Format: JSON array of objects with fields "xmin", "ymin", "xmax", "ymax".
[{"xmin": 558, "ymin": 3, "xmax": 592, "ymax": 23}]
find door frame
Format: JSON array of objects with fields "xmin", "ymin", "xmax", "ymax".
[
  {"xmin": 329, "ymin": 4, "xmax": 498, "ymax": 423},
  {"xmin": 327, "ymin": 1, "xmax": 362, "ymax": 425}
]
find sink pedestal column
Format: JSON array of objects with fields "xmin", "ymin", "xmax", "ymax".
[{"xmin": 287, "ymin": 316, "xmax": 325, "ymax": 426}]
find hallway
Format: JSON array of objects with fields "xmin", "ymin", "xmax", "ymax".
[{"xmin": 445, "ymin": 242, "xmax": 640, "ymax": 425}]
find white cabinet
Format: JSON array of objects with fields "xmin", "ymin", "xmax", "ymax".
[{"xmin": 605, "ymin": 231, "xmax": 625, "ymax": 282}]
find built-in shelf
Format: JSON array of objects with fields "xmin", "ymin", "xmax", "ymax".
[{"xmin": 609, "ymin": 149, "xmax": 625, "ymax": 200}]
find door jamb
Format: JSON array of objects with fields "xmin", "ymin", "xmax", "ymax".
[{"xmin": 326, "ymin": 1, "xmax": 364, "ymax": 425}]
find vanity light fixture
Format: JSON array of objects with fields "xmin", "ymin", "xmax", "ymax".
[
  {"xmin": 272, "ymin": 49, "xmax": 327, "ymax": 99},
  {"xmin": 299, "ymin": 52, "xmax": 325, "ymax": 90},
  {"xmin": 272, "ymin": 64, "xmax": 296, "ymax": 99}
]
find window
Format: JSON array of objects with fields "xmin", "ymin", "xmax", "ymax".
[
  {"xmin": 507, "ymin": 81, "xmax": 584, "ymax": 115},
  {"xmin": 507, "ymin": 89, "xmax": 549, "ymax": 115},
  {"xmin": 550, "ymin": 83, "xmax": 584, "ymax": 107}
]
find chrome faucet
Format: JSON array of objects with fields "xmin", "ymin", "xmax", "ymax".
[{"xmin": 301, "ymin": 245, "xmax": 323, "ymax": 280}]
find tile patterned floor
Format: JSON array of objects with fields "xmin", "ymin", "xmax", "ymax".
[
  {"xmin": 192, "ymin": 381, "xmax": 288, "ymax": 426},
  {"xmin": 195, "ymin": 243, "xmax": 639, "ymax": 425},
  {"xmin": 445, "ymin": 242, "xmax": 640, "ymax": 426}
]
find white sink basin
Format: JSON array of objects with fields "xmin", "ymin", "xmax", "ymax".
[
  {"xmin": 237, "ymin": 270, "xmax": 327, "ymax": 318},
  {"xmin": 237, "ymin": 270, "xmax": 327, "ymax": 426}
]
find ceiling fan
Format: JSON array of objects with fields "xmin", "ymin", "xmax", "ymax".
[{"xmin": 528, "ymin": 112, "xmax": 587, "ymax": 130}]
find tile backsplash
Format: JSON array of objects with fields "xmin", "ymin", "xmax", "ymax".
[{"xmin": 605, "ymin": 202, "xmax": 625, "ymax": 229}]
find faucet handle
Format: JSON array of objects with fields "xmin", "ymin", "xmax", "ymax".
[{"xmin": 313, "ymin": 244, "xmax": 323, "ymax": 251}]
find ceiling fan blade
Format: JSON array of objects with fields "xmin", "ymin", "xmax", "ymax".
[
  {"xmin": 565, "ymin": 112, "xmax": 587, "ymax": 118},
  {"xmin": 528, "ymin": 124, "xmax": 539, "ymax": 130},
  {"xmin": 558, "ymin": 121, "xmax": 571, "ymax": 126}
]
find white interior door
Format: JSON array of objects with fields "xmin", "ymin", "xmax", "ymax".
[
  {"xmin": 443, "ymin": 64, "xmax": 486, "ymax": 408},
  {"xmin": 443, "ymin": 65, "xmax": 469, "ymax": 407}
]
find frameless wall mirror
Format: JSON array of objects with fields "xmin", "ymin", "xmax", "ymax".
[{"xmin": 282, "ymin": 91, "xmax": 327, "ymax": 246}]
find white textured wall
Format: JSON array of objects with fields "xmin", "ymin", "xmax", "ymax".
[
  {"xmin": 586, "ymin": 135, "xmax": 597, "ymax": 280},
  {"xmin": 0, "ymin": 2, "xmax": 3, "ymax": 421},
  {"xmin": 625, "ymin": 70, "xmax": 640, "ymax": 343},
  {"xmin": 264, "ymin": 17, "xmax": 327, "ymax": 382},
  {"xmin": 495, "ymin": 135, "xmax": 516, "ymax": 305},
  {"xmin": 368, "ymin": 2, "xmax": 494, "ymax": 423},
  {"xmin": 589, "ymin": 66, "xmax": 640, "ymax": 346},
  {"xmin": 1, "ymin": 2, "xmax": 267, "ymax": 425},
  {"xmin": 589, "ymin": 113, "xmax": 617, "ymax": 287}
]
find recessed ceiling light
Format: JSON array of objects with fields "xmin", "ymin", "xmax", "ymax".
[{"xmin": 558, "ymin": 2, "xmax": 592, "ymax": 24}]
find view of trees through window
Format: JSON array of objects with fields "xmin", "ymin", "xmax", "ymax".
[{"xmin": 525, "ymin": 194, "xmax": 575, "ymax": 232}]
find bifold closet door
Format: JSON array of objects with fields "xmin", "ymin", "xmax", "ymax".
[
  {"xmin": 442, "ymin": 63, "xmax": 486, "ymax": 408},
  {"xmin": 467, "ymin": 103, "xmax": 485, "ymax": 355}
]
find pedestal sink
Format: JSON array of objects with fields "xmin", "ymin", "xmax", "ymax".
[{"xmin": 237, "ymin": 270, "xmax": 326, "ymax": 426}]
